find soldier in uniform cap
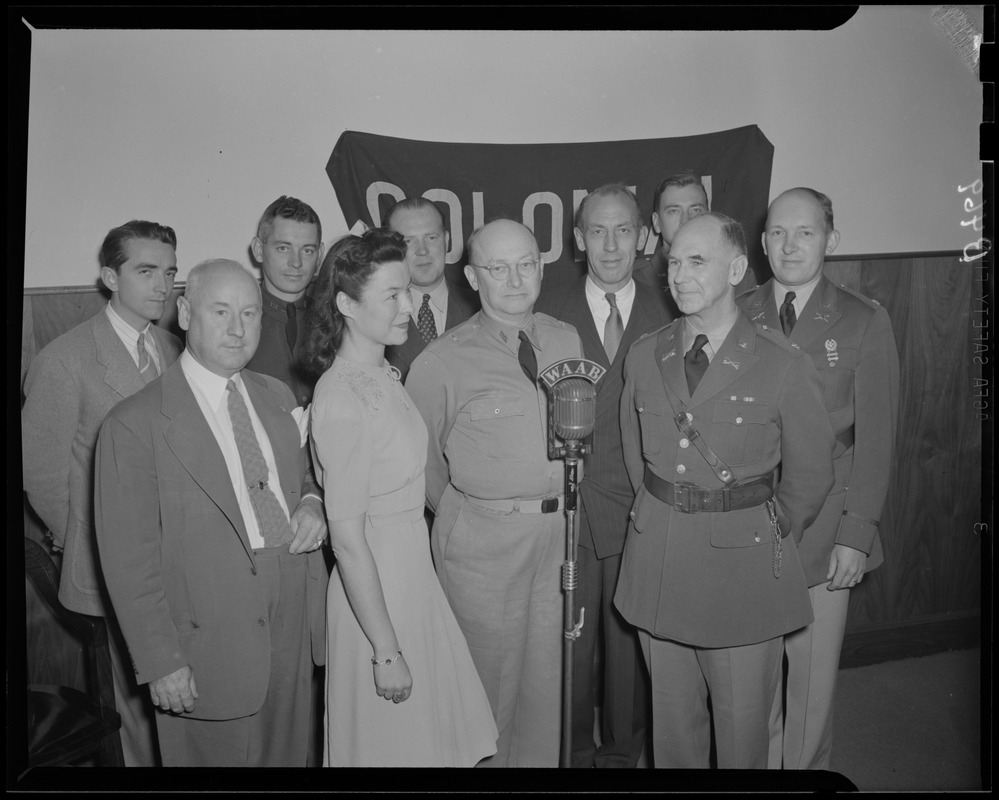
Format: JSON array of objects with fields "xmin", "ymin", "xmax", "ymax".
[
  {"xmin": 738, "ymin": 187, "xmax": 899, "ymax": 770},
  {"xmin": 615, "ymin": 211, "xmax": 835, "ymax": 769},
  {"xmin": 406, "ymin": 219, "xmax": 584, "ymax": 767}
]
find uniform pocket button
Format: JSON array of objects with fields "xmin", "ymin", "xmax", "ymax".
[{"xmin": 676, "ymin": 464, "xmax": 686, "ymax": 474}]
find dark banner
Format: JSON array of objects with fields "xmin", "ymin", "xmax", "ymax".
[{"xmin": 327, "ymin": 126, "xmax": 774, "ymax": 291}]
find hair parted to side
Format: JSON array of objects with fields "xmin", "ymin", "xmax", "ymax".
[
  {"xmin": 697, "ymin": 211, "xmax": 748, "ymax": 256},
  {"xmin": 99, "ymin": 220, "xmax": 177, "ymax": 273},
  {"xmin": 651, "ymin": 171, "xmax": 708, "ymax": 214},
  {"xmin": 385, "ymin": 196, "xmax": 447, "ymax": 230},
  {"xmin": 574, "ymin": 183, "xmax": 643, "ymax": 230},
  {"xmin": 302, "ymin": 228, "xmax": 408, "ymax": 375},
  {"xmin": 780, "ymin": 187, "xmax": 835, "ymax": 232},
  {"xmin": 257, "ymin": 195, "xmax": 323, "ymax": 244}
]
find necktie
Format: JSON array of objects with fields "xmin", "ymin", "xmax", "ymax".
[
  {"xmin": 286, "ymin": 301, "xmax": 298, "ymax": 354},
  {"xmin": 604, "ymin": 292, "xmax": 624, "ymax": 362},
  {"xmin": 226, "ymin": 379, "xmax": 295, "ymax": 547},
  {"xmin": 137, "ymin": 332, "xmax": 157, "ymax": 384},
  {"xmin": 518, "ymin": 330, "xmax": 538, "ymax": 385},
  {"xmin": 417, "ymin": 293, "xmax": 437, "ymax": 344},
  {"xmin": 780, "ymin": 291, "xmax": 797, "ymax": 336},
  {"xmin": 684, "ymin": 334, "xmax": 710, "ymax": 396}
]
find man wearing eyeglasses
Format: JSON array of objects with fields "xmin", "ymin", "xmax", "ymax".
[{"xmin": 407, "ymin": 219, "xmax": 584, "ymax": 767}]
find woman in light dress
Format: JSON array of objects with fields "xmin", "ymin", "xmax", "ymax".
[{"xmin": 302, "ymin": 229, "xmax": 497, "ymax": 767}]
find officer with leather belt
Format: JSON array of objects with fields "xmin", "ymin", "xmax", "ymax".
[
  {"xmin": 407, "ymin": 219, "xmax": 584, "ymax": 767},
  {"xmin": 739, "ymin": 188, "xmax": 900, "ymax": 770},
  {"xmin": 615, "ymin": 212, "xmax": 835, "ymax": 769}
]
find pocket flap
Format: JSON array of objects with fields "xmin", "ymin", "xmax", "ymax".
[
  {"xmin": 712, "ymin": 401, "xmax": 769, "ymax": 425},
  {"xmin": 635, "ymin": 391, "xmax": 670, "ymax": 416},
  {"xmin": 468, "ymin": 395, "xmax": 525, "ymax": 421}
]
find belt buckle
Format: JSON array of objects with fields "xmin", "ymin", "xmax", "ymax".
[
  {"xmin": 541, "ymin": 497, "xmax": 559, "ymax": 514},
  {"xmin": 673, "ymin": 482, "xmax": 695, "ymax": 514}
]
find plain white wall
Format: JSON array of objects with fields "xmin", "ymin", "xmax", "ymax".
[{"xmin": 24, "ymin": 7, "xmax": 982, "ymax": 288}]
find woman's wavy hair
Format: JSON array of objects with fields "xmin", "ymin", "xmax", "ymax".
[{"xmin": 302, "ymin": 228, "xmax": 408, "ymax": 375}]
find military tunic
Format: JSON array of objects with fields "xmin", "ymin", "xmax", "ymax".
[{"xmin": 406, "ymin": 310, "xmax": 583, "ymax": 767}]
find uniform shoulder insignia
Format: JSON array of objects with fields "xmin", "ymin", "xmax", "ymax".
[{"xmin": 834, "ymin": 282, "xmax": 884, "ymax": 311}]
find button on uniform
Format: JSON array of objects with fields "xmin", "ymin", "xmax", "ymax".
[
  {"xmin": 679, "ymin": 438, "xmax": 689, "ymax": 448},
  {"xmin": 258, "ymin": 618, "xmax": 266, "ymax": 627},
  {"xmin": 676, "ymin": 465, "xmax": 686, "ymax": 474}
]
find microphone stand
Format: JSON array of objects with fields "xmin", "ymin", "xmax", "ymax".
[{"xmin": 560, "ymin": 437, "xmax": 586, "ymax": 769}]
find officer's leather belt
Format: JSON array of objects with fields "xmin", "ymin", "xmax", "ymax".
[
  {"xmin": 836, "ymin": 426, "xmax": 855, "ymax": 451},
  {"xmin": 643, "ymin": 469, "xmax": 776, "ymax": 514},
  {"xmin": 463, "ymin": 494, "xmax": 563, "ymax": 514}
]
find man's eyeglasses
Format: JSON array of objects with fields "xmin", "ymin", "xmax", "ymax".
[{"xmin": 468, "ymin": 258, "xmax": 541, "ymax": 281}]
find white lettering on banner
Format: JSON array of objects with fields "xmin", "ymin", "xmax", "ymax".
[
  {"xmin": 523, "ymin": 192, "xmax": 564, "ymax": 264},
  {"xmin": 367, "ymin": 181, "xmax": 405, "ymax": 227},
  {"xmin": 361, "ymin": 177, "xmax": 711, "ymax": 265},
  {"xmin": 423, "ymin": 188, "xmax": 463, "ymax": 264}
]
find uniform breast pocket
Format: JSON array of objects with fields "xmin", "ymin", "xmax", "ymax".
[
  {"xmin": 813, "ymin": 347, "xmax": 857, "ymax": 412},
  {"xmin": 467, "ymin": 395, "xmax": 527, "ymax": 460},
  {"xmin": 711, "ymin": 401, "xmax": 770, "ymax": 466},
  {"xmin": 635, "ymin": 391, "xmax": 670, "ymax": 456}
]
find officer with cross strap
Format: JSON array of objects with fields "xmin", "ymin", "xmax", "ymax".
[{"xmin": 615, "ymin": 212, "xmax": 835, "ymax": 769}]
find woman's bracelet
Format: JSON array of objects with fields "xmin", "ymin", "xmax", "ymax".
[{"xmin": 371, "ymin": 650, "xmax": 402, "ymax": 667}]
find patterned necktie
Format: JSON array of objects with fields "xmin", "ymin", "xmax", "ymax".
[
  {"xmin": 137, "ymin": 332, "xmax": 157, "ymax": 384},
  {"xmin": 226, "ymin": 379, "xmax": 295, "ymax": 547},
  {"xmin": 286, "ymin": 301, "xmax": 298, "ymax": 354},
  {"xmin": 518, "ymin": 330, "xmax": 538, "ymax": 385},
  {"xmin": 684, "ymin": 334, "xmax": 710, "ymax": 396},
  {"xmin": 604, "ymin": 292, "xmax": 624, "ymax": 363},
  {"xmin": 417, "ymin": 293, "xmax": 437, "ymax": 344},
  {"xmin": 780, "ymin": 291, "xmax": 797, "ymax": 336}
]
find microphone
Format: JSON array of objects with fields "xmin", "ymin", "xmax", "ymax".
[{"xmin": 551, "ymin": 377, "xmax": 597, "ymax": 444}]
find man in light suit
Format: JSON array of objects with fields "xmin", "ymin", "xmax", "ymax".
[
  {"xmin": 22, "ymin": 219, "xmax": 182, "ymax": 766},
  {"xmin": 738, "ymin": 187, "xmax": 899, "ymax": 770},
  {"xmin": 616, "ymin": 212, "xmax": 834, "ymax": 768},
  {"xmin": 535, "ymin": 184, "xmax": 670, "ymax": 767},
  {"xmin": 94, "ymin": 260, "xmax": 329, "ymax": 767},
  {"xmin": 385, "ymin": 197, "xmax": 478, "ymax": 380}
]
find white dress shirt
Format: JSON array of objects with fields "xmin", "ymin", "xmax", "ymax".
[
  {"xmin": 106, "ymin": 303, "xmax": 163, "ymax": 373},
  {"xmin": 585, "ymin": 276, "xmax": 635, "ymax": 345},
  {"xmin": 180, "ymin": 350, "xmax": 291, "ymax": 549},
  {"xmin": 774, "ymin": 271, "xmax": 823, "ymax": 321}
]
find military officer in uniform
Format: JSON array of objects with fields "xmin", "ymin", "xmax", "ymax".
[
  {"xmin": 406, "ymin": 219, "xmax": 584, "ymax": 767},
  {"xmin": 738, "ymin": 187, "xmax": 899, "ymax": 770},
  {"xmin": 615, "ymin": 212, "xmax": 835, "ymax": 769}
]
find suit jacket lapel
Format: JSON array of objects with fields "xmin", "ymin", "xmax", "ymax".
[
  {"xmin": 160, "ymin": 361, "xmax": 254, "ymax": 560},
  {"xmin": 789, "ymin": 276, "xmax": 841, "ymax": 349},
  {"xmin": 92, "ymin": 310, "xmax": 145, "ymax": 398},
  {"xmin": 689, "ymin": 313, "xmax": 760, "ymax": 406},
  {"xmin": 655, "ymin": 320, "xmax": 688, "ymax": 409},
  {"xmin": 741, "ymin": 280, "xmax": 777, "ymax": 327}
]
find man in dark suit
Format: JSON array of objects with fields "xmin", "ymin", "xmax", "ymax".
[
  {"xmin": 247, "ymin": 195, "xmax": 325, "ymax": 407},
  {"xmin": 738, "ymin": 188, "xmax": 899, "ymax": 770},
  {"xmin": 634, "ymin": 171, "xmax": 709, "ymax": 301},
  {"xmin": 385, "ymin": 197, "xmax": 478, "ymax": 380},
  {"xmin": 22, "ymin": 219, "xmax": 182, "ymax": 766},
  {"xmin": 616, "ymin": 212, "xmax": 834, "ymax": 768},
  {"xmin": 536, "ymin": 184, "xmax": 671, "ymax": 767},
  {"xmin": 95, "ymin": 260, "xmax": 329, "ymax": 767}
]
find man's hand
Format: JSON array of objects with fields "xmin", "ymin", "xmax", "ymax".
[
  {"xmin": 826, "ymin": 544, "xmax": 867, "ymax": 590},
  {"xmin": 288, "ymin": 495, "xmax": 328, "ymax": 555},
  {"xmin": 149, "ymin": 665, "xmax": 198, "ymax": 714}
]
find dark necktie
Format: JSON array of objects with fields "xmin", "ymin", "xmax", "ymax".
[
  {"xmin": 518, "ymin": 329, "xmax": 538, "ymax": 385},
  {"xmin": 780, "ymin": 291, "xmax": 797, "ymax": 336},
  {"xmin": 137, "ymin": 332, "xmax": 157, "ymax": 384},
  {"xmin": 604, "ymin": 292, "xmax": 624, "ymax": 362},
  {"xmin": 226, "ymin": 379, "xmax": 295, "ymax": 547},
  {"xmin": 684, "ymin": 334, "xmax": 710, "ymax": 396},
  {"xmin": 417, "ymin": 293, "xmax": 437, "ymax": 344},
  {"xmin": 286, "ymin": 301, "xmax": 298, "ymax": 354}
]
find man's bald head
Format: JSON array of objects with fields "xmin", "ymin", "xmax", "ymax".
[{"xmin": 464, "ymin": 219, "xmax": 543, "ymax": 327}]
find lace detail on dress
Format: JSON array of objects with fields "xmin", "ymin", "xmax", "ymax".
[{"xmin": 334, "ymin": 361, "xmax": 385, "ymax": 416}]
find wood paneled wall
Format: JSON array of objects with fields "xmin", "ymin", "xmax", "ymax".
[{"xmin": 20, "ymin": 253, "xmax": 984, "ymax": 665}]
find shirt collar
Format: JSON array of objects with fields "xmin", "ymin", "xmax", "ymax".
[
  {"xmin": 774, "ymin": 272, "xmax": 823, "ymax": 314},
  {"xmin": 585, "ymin": 275, "xmax": 635, "ymax": 306},
  {"xmin": 683, "ymin": 307, "xmax": 739, "ymax": 359},
  {"xmin": 260, "ymin": 283, "xmax": 307, "ymax": 313},
  {"xmin": 106, "ymin": 302, "xmax": 151, "ymax": 346},
  {"xmin": 410, "ymin": 278, "xmax": 449, "ymax": 313},
  {"xmin": 477, "ymin": 309, "xmax": 537, "ymax": 354},
  {"xmin": 181, "ymin": 349, "xmax": 240, "ymax": 412}
]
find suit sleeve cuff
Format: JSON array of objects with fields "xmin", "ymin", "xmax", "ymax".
[{"xmin": 835, "ymin": 511, "xmax": 879, "ymax": 554}]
